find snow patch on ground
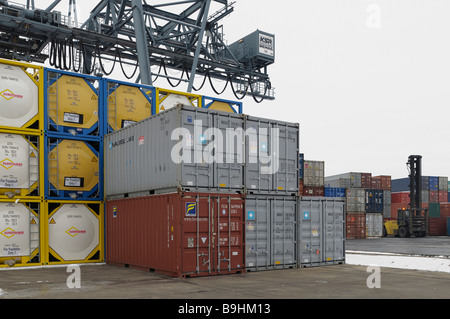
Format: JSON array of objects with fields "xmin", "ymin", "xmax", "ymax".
[{"xmin": 346, "ymin": 250, "xmax": 450, "ymax": 273}]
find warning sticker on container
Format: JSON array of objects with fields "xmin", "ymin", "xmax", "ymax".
[
  {"xmin": 303, "ymin": 211, "xmax": 310, "ymax": 220},
  {"xmin": 247, "ymin": 211, "xmax": 255, "ymax": 220}
]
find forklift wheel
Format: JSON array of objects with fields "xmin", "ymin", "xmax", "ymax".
[{"xmin": 398, "ymin": 226, "xmax": 410, "ymax": 238}]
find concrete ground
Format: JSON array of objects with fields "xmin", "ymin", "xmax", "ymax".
[{"xmin": 1, "ymin": 237, "xmax": 450, "ymax": 303}]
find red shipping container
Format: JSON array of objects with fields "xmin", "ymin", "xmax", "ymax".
[
  {"xmin": 361, "ymin": 173, "xmax": 372, "ymax": 189},
  {"xmin": 428, "ymin": 217, "xmax": 447, "ymax": 236},
  {"xmin": 373, "ymin": 175, "xmax": 391, "ymax": 190},
  {"xmin": 371, "ymin": 179, "xmax": 381, "ymax": 189},
  {"xmin": 302, "ymin": 186, "xmax": 324, "ymax": 197},
  {"xmin": 105, "ymin": 192, "xmax": 245, "ymax": 278},
  {"xmin": 346, "ymin": 213, "xmax": 366, "ymax": 239},
  {"xmin": 440, "ymin": 203, "xmax": 450, "ymax": 217},
  {"xmin": 429, "ymin": 191, "xmax": 439, "ymax": 203},
  {"xmin": 391, "ymin": 192, "xmax": 410, "ymax": 204},
  {"xmin": 438, "ymin": 191, "xmax": 447, "ymax": 203},
  {"xmin": 390, "ymin": 203, "xmax": 409, "ymax": 219}
]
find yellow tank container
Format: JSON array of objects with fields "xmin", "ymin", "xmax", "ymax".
[
  {"xmin": 106, "ymin": 81, "xmax": 154, "ymax": 133},
  {"xmin": 155, "ymin": 87, "xmax": 202, "ymax": 114},
  {"xmin": 45, "ymin": 200, "xmax": 104, "ymax": 265},
  {"xmin": 202, "ymin": 96, "xmax": 243, "ymax": 114},
  {"xmin": 46, "ymin": 138, "xmax": 101, "ymax": 200},
  {"xmin": 0, "ymin": 199, "xmax": 43, "ymax": 268},
  {"xmin": 46, "ymin": 70, "xmax": 101, "ymax": 136},
  {"xmin": 0, "ymin": 58, "xmax": 44, "ymax": 132},
  {"xmin": 0, "ymin": 130, "xmax": 43, "ymax": 199}
]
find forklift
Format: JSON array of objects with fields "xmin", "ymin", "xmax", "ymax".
[{"xmin": 383, "ymin": 155, "xmax": 429, "ymax": 238}]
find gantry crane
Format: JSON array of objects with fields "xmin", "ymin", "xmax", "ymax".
[{"xmin": 0, "ymin": 0, "xmax": 275, "ymax": 102}]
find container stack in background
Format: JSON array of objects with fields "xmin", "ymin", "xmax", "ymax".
[
  {"xmin": 391, "ymin": 176, "xmax": 449, "ymax": 236},
  {"xmin": 43, "ymin": 68, "xmax": 104, "ymax": 266},
  {"xmin": 297, "ymin": 156, "xmax": 346, "ymax": 268},
  {"xmin": 325, "ymin": 172, "xmax": 392, "ymax": 239},
  {"xmin": 0, "ymin": 58, "xmax": 44, "ymax": 268}
]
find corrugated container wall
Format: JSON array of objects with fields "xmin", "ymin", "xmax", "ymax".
[
  {"xmin": 104, "ymin": 106, "xmax": 245, "ymax": 197},
  {"xmin": 303, "ymin": 160, "xmax": 324, "ymax": 187},
  {"xmin": 365, "ymin": 213, "xmax": 383, "ymax": 237},
  {"xmin": 346, "ymin": 213, "xmax": 366, "ymax": 239},
  {"xmin": 365, "ymin": 189, "xmax": 383, "ymax": 213},
  {"xmin": 106, "ymin": 192, "xmax": 245, "ymax": 278},
  {"xmin": 244, "ymin": 114, "xmax": 299, "ymax": 194},
  {"xmin": 298, "ymin": 197, "xmax": 345, "ymax": 267},
  {"xmin": 346, "ymin": 188, "xmax": 365, "ymax": 212},
  {"xmin": 326, "ymin": 172, "xmax": 362, "ymax": 188},
  {"xmin": 245, "ymin": 195, "xmax": 297, "ymax": 271}
]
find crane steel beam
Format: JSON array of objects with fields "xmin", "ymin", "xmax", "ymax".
[{"xmin": 0, "ymin": 0, "xmax": 275, "ymax": 101}]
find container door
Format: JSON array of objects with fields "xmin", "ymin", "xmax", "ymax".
[
  {"xmin": 245, "ymin": 197, "xmax": 270, "ymax": 269},
  {"xmin": 214, "ymin": 196, "xmax": 244, "ymax": 273},
  {"xmin": 271, "ymin": 198, "xmax": 296, "ymax": 267},
  {"xmin": 298, "ymin": 199, "xmax": 322, "ymax": 266},
  {"xmin": 245, "ymin": 119, "xmax": 273, "ymax": 192},
  {"xmin": 181, "ymin": 194, "xmax": 244, "ymax": 276},
  {"xmin": 322, "ymin": 200, "xmax": 345, "ymax": 263},
  {"xmin": 181, "ymin": 196, "xmax": 212, "ymax": 275},
  {"xmin": 274, "ymin": 124, "xmax": 299, "ymax": 193},
  {"xmin": 214, "ymin": 113, "xmax": 245, "ymax": 191},
  {"xmin": 180, "ymin": 110, "xmax": 214, "ymax": 189}
]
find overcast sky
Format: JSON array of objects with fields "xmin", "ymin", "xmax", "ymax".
[{"xmin": 16, "ymin": 0, "xmax": 450, "ymax": 180}]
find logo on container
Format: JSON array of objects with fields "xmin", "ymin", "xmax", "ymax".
[
  {"xmin": 0, "ymin": 89, "xmax": 24, "ymax": 101},
  {"xmin": 171, "ymin": 120, "xmax": 280, "ymax": 175},
  {"xmin": 186, "ymin": 202, "xmax": 196, "ymax": 217},
  {"xmin": 65, "ymin": 227, "xmax": 87, "ymax": 237},
  {"xmin": 0, "ymin": 158, "xmax": 23, "ymax": 170},
  {"xmin": 0, "ymin": 228, "xmax": 24, "ymax": 238}
]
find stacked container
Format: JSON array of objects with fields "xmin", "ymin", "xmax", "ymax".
[
  {"xmin": 0, "ymin": 58, "xmax": 45, "ymax": 268},
  {"xmin": 43, "ymin": 68, "xmax": 104, "ymax": 266},
  {"xmin": 325, "ymin": 172, "xmax": 391, "ymax": 238},
  {"xmin": 104, "ymin": 103, "xmax": 300, "ymax": 276},
  {"xmin": 301, "ymin": 160, "xmax": 325, "ymax": 197}
]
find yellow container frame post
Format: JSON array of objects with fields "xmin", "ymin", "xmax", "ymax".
[
  {"xmin": 0, "ymin": 58, "xmax": 44, "ymax": 134},
  {"xmin": 154, "ymin": 87, "xmax": 202, "ymax": 115},
  {"xmin": 0, "ymin": 129, "xmax": 44, "ymax": 200},
  {"xmin": 44, "ymin": 200, "xmax": 104, "ymax": 266},
  {"xmin": 0, "ymin": 198, "xmax": 44, "ymax": 268}
]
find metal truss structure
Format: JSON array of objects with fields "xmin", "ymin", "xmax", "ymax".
[{"xmin": 0, "ymin": 0, "xmax": 275, "ymax": 101}]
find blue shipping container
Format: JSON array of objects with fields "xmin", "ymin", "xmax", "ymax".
[
  {"xmin": 365, "ymin": 189, "xmax": 384, "ymax": 213},
  {"xmin": 391, "ymin": 178, "xmax": 409, "ymax": 192},
  {"xmin": 325, "ymin": 187, "xmax": 346, "ymax": 198},
  {"xmin": 299, "ymin": 153, "xmax": 304, "ymax": 179},
  {"xmin": 429, "ymin": 176, "xmax": 439, "ymax": 191}
]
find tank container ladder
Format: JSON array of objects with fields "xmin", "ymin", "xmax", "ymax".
[
  {"xmin": 47, "ymin": 139, "xmax": 60, "ymax": 196},
  {"xmin": 27, "ymin": 135, "xmax": 40, "ymax": 196},
  {"xmin": 107, "ymin": 82, "xmax": 118, "ymax": 133},
  {"xmin": 28, "ymin": 204, "xmax": 40, "ymax": 262},
  {"xmin": 47, "ymin": 72, "xmax": 59, "ymax": 130}
]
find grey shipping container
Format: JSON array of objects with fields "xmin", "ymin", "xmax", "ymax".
[
  {"xmin": 366, "ymin": 213, "xmax": 383, "ymax": 237},
  {"xmin": 439, "ymin": 177, "xmax": 448, "ymax": 191},
  {"xmin": 245, "ymin": 195, "xmax": 297, "ymax": 271},
  {"xmin": 244, "ymin": 114, "xmax": 299, "ymax": 194},
  {"xmin": 303, "ymin": 160, "xmax": 325, "ymax": 187},
  {"xmin": 298, "ymin": 197, "xmax": 345, "ymax": 267},
  {"xmin": 104, "ymin": 105, "xmax": 246, "ymax": 197},
  {"xmin": 346, "ymin": 188, "xmax": 365, "ymax": 212},
  {"xmin": 326, "ymin": 172, "xmax": 361, "ymax": 188},
  {"xmin": 325, "ymin": 178, "xmax": 351, "ymax": 189}
]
